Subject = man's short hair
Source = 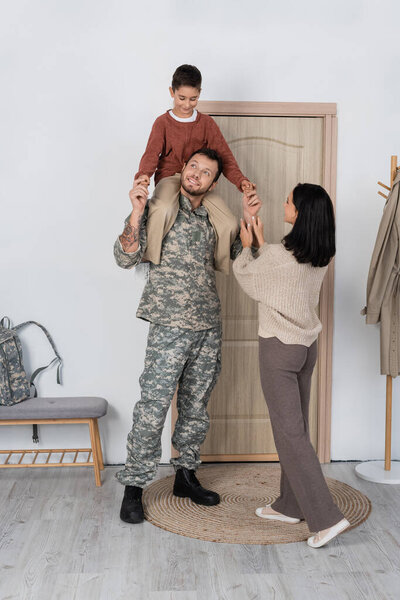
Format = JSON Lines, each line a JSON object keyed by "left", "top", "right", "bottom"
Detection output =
{"left": 186, "top": 148, "right": 223, "bottom": 183}
{"left": 171, "top": 65, "right": 202, "bottom": 91}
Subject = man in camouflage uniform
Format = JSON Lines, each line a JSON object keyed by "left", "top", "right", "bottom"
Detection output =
{"left": 114, "top": 148, "right": 261, "bottom": 523}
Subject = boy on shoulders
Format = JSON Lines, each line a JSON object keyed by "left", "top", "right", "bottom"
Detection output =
{"left": 134, "top": 64, "right": 256, "bottom": 274}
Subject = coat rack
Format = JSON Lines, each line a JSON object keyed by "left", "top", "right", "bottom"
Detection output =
{"left": 356, "top": 155, "right": 400, "bottom": 484}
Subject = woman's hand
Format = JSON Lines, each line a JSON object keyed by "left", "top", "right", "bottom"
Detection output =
{"left": 240, "top": 218, "right": 254, "bottom": 248}
{"left": 252, "top": 216, "right": 265, "bottom": 247}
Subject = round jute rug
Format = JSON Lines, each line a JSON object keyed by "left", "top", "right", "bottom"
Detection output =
{"left": 143, "top": 464, "right": 371, "bottom": 545}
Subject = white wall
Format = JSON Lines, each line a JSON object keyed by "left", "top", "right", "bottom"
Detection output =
{"left": 1, "top": 0, "right": 400, "bottom": 464}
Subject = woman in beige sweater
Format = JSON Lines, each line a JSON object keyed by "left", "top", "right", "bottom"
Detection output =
{"left": 233, "top": 183, "right": 350, "bottom": 548}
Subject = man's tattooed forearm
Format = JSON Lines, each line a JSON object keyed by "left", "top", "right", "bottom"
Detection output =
{"left": 120, "top": 222, "right": 139, "bottom": 249}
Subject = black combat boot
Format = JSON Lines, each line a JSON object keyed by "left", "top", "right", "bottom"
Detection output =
{"left": 120, "top": 485, "right": 145, "bottom": 523}
{"left": 173, "top": 467, "right": 220, "bottom": 506}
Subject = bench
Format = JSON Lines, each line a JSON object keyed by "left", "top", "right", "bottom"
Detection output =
{"left": 0, "top": 396, "right": 108, "bottom": 486}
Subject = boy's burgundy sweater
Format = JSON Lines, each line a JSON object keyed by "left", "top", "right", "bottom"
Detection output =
{"left": 135, "top": 111, "right": 248, "bottom": 190}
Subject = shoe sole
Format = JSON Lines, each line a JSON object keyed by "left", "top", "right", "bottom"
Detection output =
{"left": 307, "top": 518, "right": 350, "bottom": 548}
{"left": 120, "top": 512, "right": 145, "bottom": 524}
{"left": 255, "top": 507, "right": 300, "bottom": 524}
{"left": 173, "top": 491, "right": 220, "bottom": 506}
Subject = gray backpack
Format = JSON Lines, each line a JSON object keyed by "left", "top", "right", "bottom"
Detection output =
{"left": 0, "top": 317, "right": 62, "bottom": 441}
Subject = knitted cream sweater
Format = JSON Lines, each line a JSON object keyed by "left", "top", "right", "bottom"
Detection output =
{"left": 232, "top": 243, "right": 328, "bottom": 347}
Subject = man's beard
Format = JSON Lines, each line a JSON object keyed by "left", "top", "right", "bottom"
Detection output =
{"left": 181, "top": 175, "right": 214, "bottom": 197}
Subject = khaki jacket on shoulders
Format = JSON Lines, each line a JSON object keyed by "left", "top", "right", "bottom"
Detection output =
{"left": 142, "top": 174, "right": 239, "bottom": 275}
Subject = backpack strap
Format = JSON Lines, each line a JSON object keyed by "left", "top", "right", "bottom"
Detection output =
{"left": 14, "top": 321, "right": 63, "bottom": 386}
{"left": 32, "top": 424, "right": 39, "bottom": 443}
{"left": 0, "top": 316, "right": 11, "bottom": 329}
{"left": 30, "top": 357, "right": 62, "bottom": 387}
{"left": 14, "top": 320, "right": 63, "bottom": 445}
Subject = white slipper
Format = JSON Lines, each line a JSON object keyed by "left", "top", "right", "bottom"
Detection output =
{"left": 255, "top": 504, "right": 301, "bottom": 524}
{"left": 307, "top": 518, "right": 350, "bottom": 548}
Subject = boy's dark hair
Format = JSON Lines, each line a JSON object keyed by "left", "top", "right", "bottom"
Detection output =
{"left": 171, "top": 64, "right": 202, "bottom": 91}
{"left": 282, "top": 183, "right": 336, "bottom": 267}
{"left": 186, "top": 148, "right": 223, "bottom": 183}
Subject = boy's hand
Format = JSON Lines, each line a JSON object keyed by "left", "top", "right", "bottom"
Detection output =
{"left": 240, "top": 180, "right": 256, "bottom": 193}
{"left": 134, "top": 174, "right": 150, "bottom": 188}
{"left": 243, "top": 190, "right": 262, "bottom": 223}
{"left": 240, "top": 218, "right": 253, "bottom": 248}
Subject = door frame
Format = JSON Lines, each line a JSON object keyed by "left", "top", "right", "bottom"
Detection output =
{"left": 171, "top": 101, "right": 337, "bottom": 463}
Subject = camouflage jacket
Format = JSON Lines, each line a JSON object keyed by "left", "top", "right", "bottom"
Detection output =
{"left": 114, "top": 194, "right": 242, "bottom": 331}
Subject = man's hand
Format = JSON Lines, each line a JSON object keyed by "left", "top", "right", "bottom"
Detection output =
{"left": 243, "top": 190, "right": 262, "bottom": 224}
{"left": 119, "top": 182, "right": 149, "bottom": 253}
{"left": 129, "top": 180, "right": 149, "bottom": 220}
{"left": 239, "top": 218, "right": 253, "bottom": 248}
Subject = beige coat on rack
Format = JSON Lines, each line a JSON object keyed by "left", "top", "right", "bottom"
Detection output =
{"left": 362, "top": 170, "right": 400, "bottom": 377}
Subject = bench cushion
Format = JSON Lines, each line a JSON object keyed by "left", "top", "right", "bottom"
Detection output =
{"left": 0, "top": 397, "right": 108, "bottom": 420}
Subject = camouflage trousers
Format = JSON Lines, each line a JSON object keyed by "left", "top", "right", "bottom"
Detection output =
{"left": 116, "top": 323, "right": 222, "bottom": 487}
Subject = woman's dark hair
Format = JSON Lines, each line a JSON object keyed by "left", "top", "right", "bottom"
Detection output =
{"left": 186, "top": 148, "right": 223, "bottom": 183}
{"left": 282, "top": 183, "right": 335, "bottom": 267}
{"left": 171, "top": 64, "right": 202, "bottom": 91}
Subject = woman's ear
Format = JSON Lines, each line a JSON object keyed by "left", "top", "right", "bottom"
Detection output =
{"left": 169, "top": 86, "right": 174, "bottom": 98}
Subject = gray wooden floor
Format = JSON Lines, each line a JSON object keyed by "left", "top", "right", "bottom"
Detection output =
{"left": 0, "top": 462, "right": 399, "bottom": 600}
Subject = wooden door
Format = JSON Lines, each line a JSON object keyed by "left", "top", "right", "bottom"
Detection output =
{"left": 200, "top": 114, "right": 325, "bottom": 460}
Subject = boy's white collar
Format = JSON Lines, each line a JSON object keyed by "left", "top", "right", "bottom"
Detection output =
{"left": 169, "top": 109, "right": 198, "bottom": 123}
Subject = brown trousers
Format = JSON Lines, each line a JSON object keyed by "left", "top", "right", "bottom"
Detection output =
{"left": 259, "top": 336, "right": 344, "bottom": 532}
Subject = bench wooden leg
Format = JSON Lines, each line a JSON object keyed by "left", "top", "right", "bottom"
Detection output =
{"left": 88, "top": 419, "right": 101, "bottom": 487}
{"left": 93, "top": 418, "right": 104, "bottom": 470}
